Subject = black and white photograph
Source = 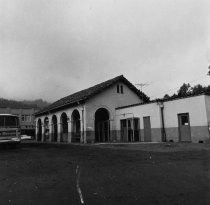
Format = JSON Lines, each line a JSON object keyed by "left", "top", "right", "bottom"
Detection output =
{"left": 0, "top": 0, "right": 210, "bottom": 204}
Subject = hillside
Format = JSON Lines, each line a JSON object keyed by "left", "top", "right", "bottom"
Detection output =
{"left": 0, "top": 98, "right": 50, "bottom": 109}
{"left": 21, "top": 99, "right": 50, "bottom": 109}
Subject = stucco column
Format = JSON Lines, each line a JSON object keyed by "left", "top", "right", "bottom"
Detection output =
{"left": 41, "top": 124, "right": 44, "bottom": 142}
{"left": 48, "top": 121, "right": 52, "bottom": 142}
{"left": 57, "top": 123, "right": 61, "bottom": 143}
{"left": 79, "top": 119, "right": 83, "bottom": 143}
{"left": 80, "top": 109, "right": 86, "bottom": 143}
{"left": 68, "top": 121, "right": 72, "bottom": 143}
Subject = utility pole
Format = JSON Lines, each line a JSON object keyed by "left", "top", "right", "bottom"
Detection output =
{"left": 135, "top": 82, "right": 150, "bottom": 102}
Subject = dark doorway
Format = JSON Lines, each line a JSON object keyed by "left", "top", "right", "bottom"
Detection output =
{"left": 71, "top": 110, "right": 81, "bottom": 142}
{"left": 143, "top": 116, "right": 152, "bottom": 142}
{"left": 120, "top": 118, "right": 140, "bottom": 142}
{"left": 51, "top": 115, "right": 58, "bottom": 142}
{"left": 37, "top": 119, "right": 42, "bottom": 141}
{"left": 60, "top": 112, "right": 68, "bottom": 142}
{"left": 120, "top": 119, "right": 127, "bottom": 142}
{"left": 127, "top": 119, "right": 134, "bottom": 142}
{"left": 178, "top": 113, "right": 191, "bottom": 142}
{"left": 133, "top": 118, "right": 140, "bottom": 141}
{"left": 95, "top": 108, "right": 110, "bottom": 143}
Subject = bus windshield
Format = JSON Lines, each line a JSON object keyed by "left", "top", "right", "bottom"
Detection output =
{"left": 0, "top": 115, "right": 19, "bottom": 127}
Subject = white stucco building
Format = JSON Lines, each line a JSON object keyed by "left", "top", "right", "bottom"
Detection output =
{"left": 34, "top": 75, "right": 147, "bottom": 143}
{"left": 116, "top": 94, "right": 210, "bottom": 143}
{"left": 35, "top": 75, "right": 210, "bottom": 144}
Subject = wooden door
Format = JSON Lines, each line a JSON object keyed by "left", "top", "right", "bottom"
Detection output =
{"left": 143, "top": 116, "right": 151, "bottom": 142}
{"left": 178, "top": 113, "right": 191, "bottom": 142}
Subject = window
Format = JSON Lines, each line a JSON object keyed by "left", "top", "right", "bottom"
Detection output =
{"left": 121, "top": 119, "right": 126, "bottom": 127}
{"left": 117, "top": 85, "right": 120, "bottom": 93}
{"left": 181, "top": 115, "right": 189, "bottom": 126}
{"left": 0, "top": 116, "right": 4, "bottom": 127}
{"left": 25, "top": 115, "right": 31, "bottom": 122}
{"left": 128, "top": 119, "right": 131, "bottom": 128}
{"left": 4, "top": 116, "right": 18, "bottom": 127}
{"left": 121, "top": 85, "right": 123, "bottom": 94}
{"left": 117, "top": 84, "right": 124, "bottom": 94}
{"left": 134, "top": 118, "right": 139, "bottom": 130}
{"left": 21, "top": 115, "right": 31, "bottom": 122}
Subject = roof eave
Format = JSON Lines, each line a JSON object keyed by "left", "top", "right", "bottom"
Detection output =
{"left": 35, "top": 99, "right": 86, "bottom": 117}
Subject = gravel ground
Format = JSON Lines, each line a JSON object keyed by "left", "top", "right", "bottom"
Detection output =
{"left": 0, "top": 142, "right": 209, "bottom": 205}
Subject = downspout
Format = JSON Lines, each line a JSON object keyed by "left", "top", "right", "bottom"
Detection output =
{"left": 157, "top": 100, "right": 166, "bottom": 142}
{"left": 160, "top": 105, "right": 166, "bottom": 142}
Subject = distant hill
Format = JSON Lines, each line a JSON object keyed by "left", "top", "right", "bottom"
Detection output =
{"left": 21, "top": 99, "right": 50, "bottom": 109}
{"left": 0, "top": 98, "right": 50, "bottom": 109}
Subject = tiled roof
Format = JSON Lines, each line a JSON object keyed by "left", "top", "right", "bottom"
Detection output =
{"left": 35, "top": 75, "right": 148, "bottom": 116}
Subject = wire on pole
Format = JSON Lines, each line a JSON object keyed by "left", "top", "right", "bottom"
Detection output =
{"left": 135, "top": 82, "right": 150, "bottom": 102}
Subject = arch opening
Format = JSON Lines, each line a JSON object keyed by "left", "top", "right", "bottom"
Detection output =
{"left": 71, "top": 110, "right": 81, "bottom": 142}
{"left": 51, "top": 115, "right": 58, "bottom": 142}
{"left": 60, "top": 112, "right": 68, "bottom": 142}
{"left": 95, "top": 108, "right": 110, "bottom": 143}
{"left": 37, "top": 119, "right": 42, "bottom": 141}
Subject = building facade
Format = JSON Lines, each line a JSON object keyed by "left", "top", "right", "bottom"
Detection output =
{"left": 0, "top": 107, "right": 39, "bottom": 137}
{"left": 35, "top": 75, "right": 210, "bottom": 144}
{"left": 34, "top": 75, "right": 146, "bottom": 143}
{"left": 116, "top": 94, "right": 210, "bottom": 143}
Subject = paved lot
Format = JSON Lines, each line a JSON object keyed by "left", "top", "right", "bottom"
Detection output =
{"left": 0, "top": 143, "right": 210, "bottom": 205}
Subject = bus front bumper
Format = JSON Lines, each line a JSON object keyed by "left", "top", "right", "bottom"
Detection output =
{"left": 0, "top": 138, "right": 21, "bottom": 144}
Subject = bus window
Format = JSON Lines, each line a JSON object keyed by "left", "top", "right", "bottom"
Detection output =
{"left": 5, "top": 116, "right": 18, "bottom": 127}
{"left": 0, "top": 116, "right": 4, "bottom": 127}
{"left": 0, "top": 114, "right": 21, "bottom": 145}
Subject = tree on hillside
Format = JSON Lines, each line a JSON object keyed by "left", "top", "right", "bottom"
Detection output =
{"left": 207, "top": 65, "right": 210, "bottom": 76}
{"left": 0, "top": 98, "right": 34, "bottom": 109}
{"left": 162, "top": 83, "right": 210, "bottom": 100}
{"left": 204, "top": 85, "right": 210, "bottom": 93}
{"left": 163, "top": 94, "right": 170, "bottom": 99}
{"left": 177, "top": 83, "right": 191, "bottom": 97}
{"left": 0, "top": 98, "right": 50, "bottom": 109}
{"left": 191, "top": 84, "right": 205, "bottom": 95}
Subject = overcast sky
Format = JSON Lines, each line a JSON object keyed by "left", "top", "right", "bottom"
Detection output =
{"left": 0, "top": 0, "right": 210, "bottom": 102}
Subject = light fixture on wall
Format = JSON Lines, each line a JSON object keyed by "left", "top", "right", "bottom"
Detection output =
{"left": 156, "top": 99, "right": 164, "bottom": 108}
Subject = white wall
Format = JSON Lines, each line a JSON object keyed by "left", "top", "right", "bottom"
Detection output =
{"left": 205, "top": 95, "right": 210, "bottom": 124}
{"left": 116, "top": 103, "right": 161, "bottom": 130}
{"left": 85, "top": 82, "right": 142, "bottom": 131}
{"left": 35, "top": 81, "right": 142, "bottom": 143}
{"left": 164, "top": 95, "right": 208, "bottom": 127}
{"left": 116, "top": 94, "right": 209, "bottom": 142}
{"left": 116, "top": 95, "right": 208, "bottom": 129}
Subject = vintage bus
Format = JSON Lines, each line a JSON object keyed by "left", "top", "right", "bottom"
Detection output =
{"left": 0, "top": 114, "right": 21, "bottom": 145}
